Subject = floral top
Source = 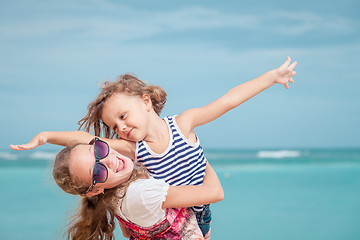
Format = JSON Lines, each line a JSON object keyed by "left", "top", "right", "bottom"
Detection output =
{"left": 115, "top": 179, "right": 203, "bottom": 239}
{"left": 116, "top": 208, "right": 204, "bottom": 240}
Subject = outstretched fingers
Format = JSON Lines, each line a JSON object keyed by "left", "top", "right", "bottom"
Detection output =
{"left": 289, "top": 60, "right": 298, "bottom": 71}
{"left": 10, "top": 144, "right": 30, "bottom": 150}
{"left": 9, "top": 136, "right": 46, "bottom": 151}
{"left": 276, "top": 56, "right": 298, "bottom": 89}
{"left": 287, "top": 59, "right": 297, "bottom": 85}
{"left": 283, "top": 56, "right": 292, "bottom": 67}
{"left": 10, "top": 144, "right": 24, "bottom": 150}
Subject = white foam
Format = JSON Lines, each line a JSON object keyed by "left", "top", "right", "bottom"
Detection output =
{"left": 256, "top": 150, "right": 301, "bottom": 159}
{"left": 30, "top": 151, "right": 57, "bottom": 160}
{"left": 0, "top": 152, "right": 18, "bottom": 160}
{"left": 206, "top": 152, "right": 255, "bottom": 160}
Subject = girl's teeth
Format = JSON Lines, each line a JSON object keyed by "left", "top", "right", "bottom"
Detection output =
{"left": 115, "top": 156, "right": 119, "bottom": 172}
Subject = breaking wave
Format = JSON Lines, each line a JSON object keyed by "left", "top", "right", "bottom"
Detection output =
{"left": 0, "top": 152, "right": 18, "bottom": 160}
{"left": 30, "top": 151, "right": 57, "bottom": 160}
{"left": 256, "top": 150, "right": 301, "bottom": 159}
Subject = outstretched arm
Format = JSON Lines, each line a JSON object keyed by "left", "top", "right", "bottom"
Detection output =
{"left": 162, "top": 162, "right": 224, "bottom": 209}
{"left": 10, "top": 131, "right": 93, "bottom": 150}
{"left": 177, "top": 57, "right": 297, "bottom": 132}
{"left": 10, "top": 131, "right": 135, "bottom": 159}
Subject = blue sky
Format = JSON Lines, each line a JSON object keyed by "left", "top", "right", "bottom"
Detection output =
{"left": 1, "top": 0, "right": 359, "bottom": 150}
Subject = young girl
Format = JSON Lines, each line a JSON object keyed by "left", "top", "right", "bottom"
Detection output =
{"left": 11, "top": 56, "right": 297, "bottom": 237}
{"left": 52, "top": 137, "right": 223, "bottom": 239}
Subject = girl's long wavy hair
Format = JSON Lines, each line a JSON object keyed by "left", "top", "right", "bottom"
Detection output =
{"left": 78, "top": 73, "right": 167, "bottom": 138}
{"left": 53, "top": 144, "right": 148, "bottom": 240}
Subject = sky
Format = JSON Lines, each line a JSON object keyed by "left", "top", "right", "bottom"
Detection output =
{"left": 1, "top": 0, "right": 359, "bottom": 150}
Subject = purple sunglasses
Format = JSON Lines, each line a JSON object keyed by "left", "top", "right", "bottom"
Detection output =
{"left": 86, "top": 137, "right": 109, "bottom": 193}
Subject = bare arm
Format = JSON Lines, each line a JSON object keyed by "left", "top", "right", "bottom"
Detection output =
{"left": 10, "top": 131, "right": 136, "bottom": 159}
{"left": 177, "top": 57, "right": 297, "bottom": 134}
{"left": 9, "top": 131, "right": 92, "bottom": 150}
{"left": 118, "top": 220, "right": 130, "bottom": 238}
{"left": 162, "top": 162, "right": 224, "bottom": 209}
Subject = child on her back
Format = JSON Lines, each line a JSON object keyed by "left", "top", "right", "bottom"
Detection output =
{"left": 11, "top": 57, "right": 297, "bottom": 238}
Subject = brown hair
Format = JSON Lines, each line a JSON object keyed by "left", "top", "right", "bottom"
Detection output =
{"left": 53, "top": 144, "right": 148, "bottom": 240}
{"left": 78, "top": 73, "right": 167, "bottom": 138}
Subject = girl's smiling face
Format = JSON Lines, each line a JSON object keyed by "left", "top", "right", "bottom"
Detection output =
{"left": 101, "top": 93, "right": 152, "bottom": 142}
{"left": 69, "top": 143, "right": 134, "bottom": 193}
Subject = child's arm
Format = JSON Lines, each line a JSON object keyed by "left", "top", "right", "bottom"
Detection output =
{"left": 162, "top": 162, "right": 224, "bottom": 209}
{"left": 10, "top": 131, "right": 135, "bottom": 159}
{"left": 177, "top": 57, "right": 297, "bottom": 132}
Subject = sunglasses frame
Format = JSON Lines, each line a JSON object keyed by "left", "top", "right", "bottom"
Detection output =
{"left": 86, "top": 137, "right": 109, "bottom": 193}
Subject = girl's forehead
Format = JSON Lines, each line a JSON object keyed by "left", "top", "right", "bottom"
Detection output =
{"left": 72, "top": 145, "right": 93, "bottom": 161}
{"left": 69, "top": 146, "right": 94, "bottom": 184}
{"left": 109, "top": 92, "right": 127, "bottom": 99}
{"left": 104, "top": 93, "right": 126, "bottom": 108}
{"left": 103, "top": 93, "right": 141, "bottom": 114}
{"left": 109, "top": 92, "right": 141, "bottom": 101}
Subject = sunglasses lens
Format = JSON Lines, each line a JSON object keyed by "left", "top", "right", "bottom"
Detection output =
{"left": 93, "top": 163, "right": 108, "bottom": 183}
{"left": 95, "top": 140, "right": 109, "bottom": 159}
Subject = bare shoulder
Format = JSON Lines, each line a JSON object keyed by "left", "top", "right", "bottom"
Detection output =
{"left": 175, "top": 110, "right": 198, "bottom": 142}
{"left": 176, "top": 110, "right": 193, "bottom": 131}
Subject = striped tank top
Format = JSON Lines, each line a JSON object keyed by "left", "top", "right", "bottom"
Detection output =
{"left": 135, "top": 116, "right": 207, "bottom": 211}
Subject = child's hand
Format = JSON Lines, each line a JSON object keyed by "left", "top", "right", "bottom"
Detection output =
{"left": 10, "top": 134, "right": 47, "bottom": 151}
{"left": 273, "top": 56, "right": 297, "bottom": 89}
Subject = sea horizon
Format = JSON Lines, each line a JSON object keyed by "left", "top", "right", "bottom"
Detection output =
{"left": 1, "top": 147, "right": 360, "bottom": 240}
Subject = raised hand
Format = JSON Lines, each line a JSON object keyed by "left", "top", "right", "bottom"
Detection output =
{"left": 10, "top": 134, "right": 47, "bottom": 151}
{"left": 274, "top": 56, "right": 297, "bottom": 89}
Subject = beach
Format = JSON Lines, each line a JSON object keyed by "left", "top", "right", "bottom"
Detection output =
{"left": 1, "top": 148, "right": 360, "bottom": 240}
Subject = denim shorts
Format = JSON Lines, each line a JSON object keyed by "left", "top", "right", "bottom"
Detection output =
{"left": 194, "top": 204, "right": 212, "bottom": 237}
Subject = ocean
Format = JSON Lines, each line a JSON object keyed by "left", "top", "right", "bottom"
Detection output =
{"left": 1, "top": 148, "right": 359, "bottom": 240}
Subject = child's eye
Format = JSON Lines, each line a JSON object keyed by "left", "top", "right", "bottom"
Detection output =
{"left": 113, "top": 125, "right": 117, "bottom": 131}
{"left": 120, "top": 113, "right": 126, "bottom": 120}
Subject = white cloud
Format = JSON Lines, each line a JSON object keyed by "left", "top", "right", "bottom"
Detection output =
{"left": 267, "top": 11, "right": 356, "bottom": 35}
{"left": 1, "top": 2, "right": 357, "bottom": 41}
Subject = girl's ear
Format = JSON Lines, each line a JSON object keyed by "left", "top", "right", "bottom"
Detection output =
{"left": 86, "top": 188, "right": 104, "bottom": 197}
{"left": 142, "top": 94, "right": 152, "bottom": 111}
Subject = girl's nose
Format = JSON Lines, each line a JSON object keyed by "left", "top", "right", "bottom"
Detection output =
{"left": 99, "top": 155, "right": 113, "bottom": 169}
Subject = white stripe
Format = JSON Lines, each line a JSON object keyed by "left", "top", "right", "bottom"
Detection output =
{"left": 136, "top": 116, "right": 207, "bottom": 191}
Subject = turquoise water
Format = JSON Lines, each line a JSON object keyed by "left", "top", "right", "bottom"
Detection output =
{"left": 1, "top": 149, "right": 360, "bottom": 240}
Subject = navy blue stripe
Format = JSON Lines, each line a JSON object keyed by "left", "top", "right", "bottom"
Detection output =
{"left": 148, "top": 161, "right": 201, "bottom": 181}
{"left": 160, "top": 145, "right": 203, "bottom": 164}
{"left": 141, "top": 157, "right": 206, "bottom": 184}
{"left": 143, "top": 152, "right": 205, "bottom": 176}
{"left": 137, "top": 137, "right": 190, "bottom": 161}
{"left": 167, "top": 161, "right": 206, "bottom": 186}
{"left": 136, "top": 116, "right": 207, "bottom": 189}
{"left": 139, "top": 146, "right": 203, "bottom": 170}
{"left": 152, "top": 160, "right": 206, "bottom": 186}
{"left": 144, "top": 155, "right": 205, "bottom": 182}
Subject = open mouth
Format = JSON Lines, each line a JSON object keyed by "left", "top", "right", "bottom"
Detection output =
{"left": 116, "top": 156, "right": 125, "bottom": 172}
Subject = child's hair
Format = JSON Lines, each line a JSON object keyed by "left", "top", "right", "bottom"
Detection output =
{"left": 78, "top": 73, "right": 167, "bottom": 138}
{"left": 53, "top": 144, "right": 148, "bottom": 240}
